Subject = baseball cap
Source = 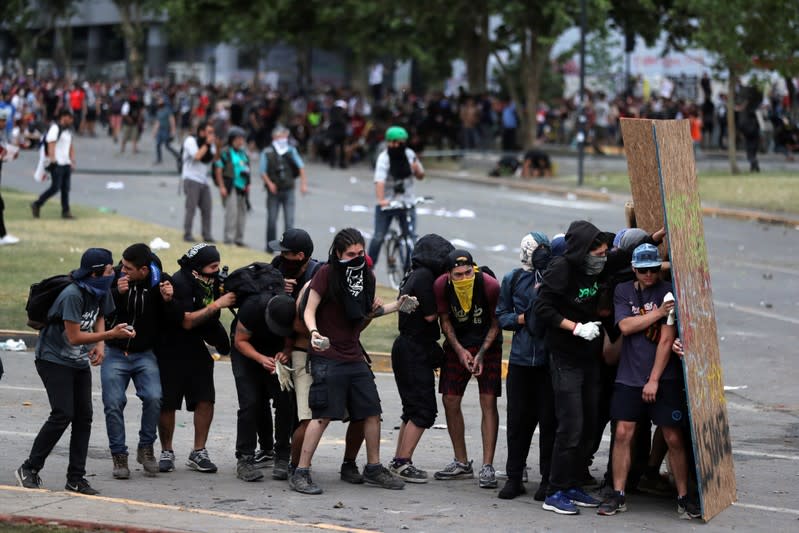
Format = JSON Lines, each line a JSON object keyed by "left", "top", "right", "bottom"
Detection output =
{"left": 631, "top": 243, "right": 662, "bottom": 268}
{"left": 269, "top": 228, "right": 313, "bottom": 257}
{"left": 73, "top": 248, "right": 114, "bottom": 279}
{"left": 447, "top": 249, "right": 474, "bottom": 270}
{"left": 264, "top": 295, "right": 297, "bottom": 337}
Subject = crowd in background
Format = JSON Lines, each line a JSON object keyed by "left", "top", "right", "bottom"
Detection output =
{"left": 2, "top": 72, "right": 798, "bottom": 169}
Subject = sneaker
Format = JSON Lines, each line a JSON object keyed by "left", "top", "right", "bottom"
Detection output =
{"left": 363, "top": 464, "right": 405, "bottom": 490}
{"left": 15, "top": 464, "right": 42, "bottom": 489}
{"left": 289, "top": 468, "right": 323, "bottom": 495}
{"left": 159, "top": 450, "right": 176, "bottom": 472}
{"left": 677, "top": 495, "right": 701, "bottom": 519}
{"left": 638, "top": 473, "right": 676, "bottom": 497}
{"left": 479, "top": 464, "right": 498, "bottom": 489}
{"left": 112, "top": 453, "right": 130, "bottom": 479}
{"left": 434, "top": 459, "right": 474, "bottom": 480}
{"left": 186, "top": 448, "right": 218, "bottom": 473}
{"left": 65, "top": 478, "right": 100, "bottom": 495}
{"left": 597, "top": 491, "right": 627, "bottom": 516}
{"left": 533, "top": 481, "right": 548, "bottom": 502}
{"left": 272, "top": 457, "right": 289, "bottom": 480}
{"left": 136, "top": 446, "right": 158, "bottom": 476}
{"left": 183, "top": 234, "right": 195, "bottom": 243}
{"left": 389, "top": 461, "right": 428, "bottom": 484}
{"left": 565, "top": 487, "right": 601, "bottom": 508}
{"left": 340, "top": 460, "right": 365, "bottom": 484}
{"left": 62, "top": 212, "right": 76, "bottom": 220}
{"left": 0, "top": 234, "right": 20, "bottom": 245}
{"left": 31, "top": 203, "right": 40, "bottom": 218}
{"left": 253, "top": 449, "right": 274, "bottom": 469}
{"left": 237, "top": 456, "right": 265, "bottom": 482}
{"left": 543, "top": 490, "right": 579, "bottom": 515}
{"left": 498, "top": 479, "right": 526, "bottom": 500}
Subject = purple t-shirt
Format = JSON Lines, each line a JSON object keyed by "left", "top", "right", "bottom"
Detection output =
{"left": 614, "top": 280, "right": 679, "bottom": 387}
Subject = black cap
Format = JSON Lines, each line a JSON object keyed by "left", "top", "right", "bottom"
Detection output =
{"left": 446, "top": 249, "right": 474, "bottom": 270}
{"left": 264, "top": 295, "right": 297, "bottom": 337}
{"left": 73, "top": 248, "right": 114, "bottom": 279}
{"left": 269, "top": 228, "right": 313, "bottom": 257}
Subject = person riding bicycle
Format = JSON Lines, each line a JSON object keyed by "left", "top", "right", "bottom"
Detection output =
{"left": 367, "top": 126, "right": 425, "bottom": 265}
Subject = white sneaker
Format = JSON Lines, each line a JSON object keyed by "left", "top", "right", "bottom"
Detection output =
{"left": 0, "top": 234, "right": 20, "bottom": 245}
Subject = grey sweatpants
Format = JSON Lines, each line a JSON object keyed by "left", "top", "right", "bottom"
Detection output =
{"left": 183, "top": 179, "right": 212, "bottom": 240}
{"left": 223, "top": 190, "right": 248, "bottom": 244}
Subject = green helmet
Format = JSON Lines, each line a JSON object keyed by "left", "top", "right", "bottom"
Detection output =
{"left": 385, "top": 126, "right": 409, "bottom": 142}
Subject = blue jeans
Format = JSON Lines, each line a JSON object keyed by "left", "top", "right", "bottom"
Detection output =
{"left": 367, "top": 206, "right": 415, "bottom": 265}
{"left": 155, "top": 132, "right": 179, "bottom": 163}
{"left": 101, "top": 346, "right": 162, "bottom": 455}
{"left": 266, "top": 188, "right": 296, "bottom": 251}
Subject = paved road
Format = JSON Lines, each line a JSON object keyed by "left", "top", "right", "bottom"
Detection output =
{"left": 1, "top": 135, "right": 798, "bottom": 530}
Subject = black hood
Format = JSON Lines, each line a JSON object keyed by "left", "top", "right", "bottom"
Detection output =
{"left": 563, "top": 220, "right": 604, "bottom": 266}
{"left": 411, "top": 234, "right": 454, "bottom": 278}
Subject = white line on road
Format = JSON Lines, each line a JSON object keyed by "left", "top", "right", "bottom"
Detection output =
{"left": 497, "top": 192, "right": 610, "bottom": 211}
{"left": 733, "top": 502, "right": 799, "bottom": 516}
{"left": 715, "top": 300, "right": 799, "bottom": 325}
{"left": 0, "top": 430, "right": 38, "bottom": 438}
{"left": 733, "top": 449, "right": 799, "bottom": 461}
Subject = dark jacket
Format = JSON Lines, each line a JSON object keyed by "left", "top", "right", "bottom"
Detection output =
{"left": 497, "top": 268, "right": 548, "bottom": 367}
{"left": 108, "top": 264, "right": 180, "bottom": 354}
{"left": 535, "top": 220, "right": 609, "bottom": 359}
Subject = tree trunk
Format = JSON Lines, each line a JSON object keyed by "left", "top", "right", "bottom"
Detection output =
{"left": 296, "top": 44, "right": 312, "bottom": 92}
{"left": 464, "top": 12, "right": 489, "bottom": 92}
{"left": 117, "top": 3, "right": 144, "bottom": 86}
{"left": 349, "top": 50, "right": 368, "bottom": 95}
{"left": 726, "top": 73, "right": 739, "bottom": 174}
{"left": 521, "top": 34, "right": 550, "bottom": 149}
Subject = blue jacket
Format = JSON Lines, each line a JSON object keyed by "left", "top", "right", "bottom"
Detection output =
{"left": 496, "top": 268, "right": 548, "bottom": 367}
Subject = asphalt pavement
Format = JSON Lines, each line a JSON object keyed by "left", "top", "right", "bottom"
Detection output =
{"left": 1, "top": 135, "right": 798, "bottom": 531}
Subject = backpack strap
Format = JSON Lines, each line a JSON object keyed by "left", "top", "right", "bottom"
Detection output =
{"left": 508, "top": 268, "right": 524, "bottom": 314}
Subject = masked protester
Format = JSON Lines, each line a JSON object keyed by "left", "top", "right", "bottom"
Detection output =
{"left": 496, "top": 232, "right": 556, "bottom": 501}
{"left": 15, "top": 248, "right": 135, "bottom": 495}
{"left": 291, "top": 228, "right": 418, "bottom": 495}
{"left": 432, "top": 249, "right": 503, "bottom": 489}
{"left": 155, "top": 243, "right": 236, "bottom": 475}
{"left": 261, "top": 125, "right": 308, "bottom": 253}
{"left": 367, "top": 126, "right": 425, "bottom": 265}
{"left": 181, "top": 121, "right": 217, "bottom": 243}
{"left": 534, "top": 220, "right": 618, "bottom": 515}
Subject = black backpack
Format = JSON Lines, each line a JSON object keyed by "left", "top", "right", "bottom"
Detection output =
{"left": 26, "top": 275, "right": 72, "bottom": 330}
{"left": 223, "top": 262, "right": 285, "bottom": 309}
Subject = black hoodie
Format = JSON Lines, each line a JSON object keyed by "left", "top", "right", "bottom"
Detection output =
{"left": 107, "top": 259, "right": 181, "bottom": 354}
{"left": 535, "top": 220, "right": 610, "bottom": 358}
{"left": 398, "top": 234, "right": 454, "bottom": 341}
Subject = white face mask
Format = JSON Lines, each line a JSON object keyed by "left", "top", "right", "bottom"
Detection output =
{"left": 273, "top": 138, "right": 289, "bottom": 155}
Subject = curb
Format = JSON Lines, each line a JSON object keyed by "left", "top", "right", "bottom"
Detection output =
{"left": 701, "top": 205, "right": 799, "bottom": 227}
{"left": 0, "top": 513, "right": 170, "bottom": 533}
{"left": 0, "top": 329, "right": 38, "bottom": 350}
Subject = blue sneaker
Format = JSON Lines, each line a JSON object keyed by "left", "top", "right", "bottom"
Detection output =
{"left": 543, "top": 490, "right": 579, "bottom": 515}
{"left": 565, "top": 487, "right": 601, "bottom": 507}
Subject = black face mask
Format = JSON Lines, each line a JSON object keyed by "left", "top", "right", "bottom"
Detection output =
{"left": 280, "top": 258, "right": 306, "bottom": 279}
{"left": 388, "top": 144, "right": 412, "bottom": 180}
{"left": 532, "top": 246, "right": 552, "bottom": 271}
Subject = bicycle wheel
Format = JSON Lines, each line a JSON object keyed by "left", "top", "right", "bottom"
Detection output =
{"left": 385, "top": 233, "right": 403, "bottom": 290}
{"left": 398, "top": 237, "right": 413, "bottom": 277}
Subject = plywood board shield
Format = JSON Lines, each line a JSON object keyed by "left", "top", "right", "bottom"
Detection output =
{"left": 621, "top": 118, "right": 736, "bottom": 521}
{"left": 620, "top": 119, "right": 665, "bottom": 234}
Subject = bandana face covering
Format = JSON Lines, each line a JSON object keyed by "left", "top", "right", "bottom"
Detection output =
{"left": 77, "top": 274, "right": 115, "bottom": 299}
{"left": 583, "top": 254, "right": 607, "bottom": 275}
{"left": 337, "top": 255, "right": 371, "bottom": 321}
{"left": 194, "top": 271, "right": 218, "bottom": 306}
{"left": 279, "top": 258, "right": 306, "bottom": 279}
{"left": 451, "top": 275, "right": 475, "bottom": 313}
{"left": 273, "top": 138, "right": 289, "bottom": 155}
{"left": 341, "top": 255, "right": 366, "bottom": 296}
{"left": 519, "top": 234, "right": 538, "bottom": 271}
{"left": 532, "top": 246, "right": 552, "bottom": 271}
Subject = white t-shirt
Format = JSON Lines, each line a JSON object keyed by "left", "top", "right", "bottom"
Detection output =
{"left": 374, "top": 147, "right": 423, "bottom": 205}
{"left": 46, "top": 123, "right": 72, "bottom": 165}
{"left": 182, "top": 136, "right": 216, "bottom": 185}
{"left": 369, "top": 64, "right": 384, "bottom": 86}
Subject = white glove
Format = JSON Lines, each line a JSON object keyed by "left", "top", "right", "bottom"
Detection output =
{"left": 663, "top": 292, "right": 676, "bottom": 325}
{"left": 397, "top": 295, "right": 420, "bottom": 314}
{"left": 275, "top": 360, "right": 294, "bottom": 391}
{"left": 573, "top": 321, "right": 602, "bottom": 341}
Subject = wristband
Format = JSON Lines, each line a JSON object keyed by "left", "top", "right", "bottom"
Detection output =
{"left": 310, "top": 329, "right": 318, "bottom": 335}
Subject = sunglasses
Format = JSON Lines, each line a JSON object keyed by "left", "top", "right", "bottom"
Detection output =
{"left": 636, "top": 266, "right": 661, "bottom": 274}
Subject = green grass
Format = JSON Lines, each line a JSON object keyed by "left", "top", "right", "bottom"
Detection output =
{"left": 0, "top": 524, "right": 89, "bottom": 533}
{"left": 551, "top": 171, "right": 799, "bottom": 214}
{"left": 0, "top": 189, "right": 401, "bottom": 354}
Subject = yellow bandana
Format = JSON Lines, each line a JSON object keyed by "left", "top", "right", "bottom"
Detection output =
{"left": 452, "top": 275, "right": 475, "bottom": 313}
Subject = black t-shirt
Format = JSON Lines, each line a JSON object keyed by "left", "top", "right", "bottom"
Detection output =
{"left": 398, "top": 267, "right": 439, "bottom": 342}
{"left": 157, "top": 269, "right": 216, "bottom": 361}
{"left": 237, "top": 294, "right": 284, "bottom": 356}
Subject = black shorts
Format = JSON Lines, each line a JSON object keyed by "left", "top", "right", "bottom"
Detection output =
{"left": 308, "top": 356, "right": 381, "bottom": 421}
{"left": 159, "top": 358, "right": 215, "bottom": 411}
{"left": 391, "top": 335, "right": 438, "bottom": 429}
{"left": 439, "top": 343, "right": 502, "bottom": 397}
{"left": 610, "top": 381, "right": 686, "bottom": 427}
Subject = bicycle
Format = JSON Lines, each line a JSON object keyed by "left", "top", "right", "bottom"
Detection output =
{"left": 383, "top": 196, "right": 433, "bottom": 290}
